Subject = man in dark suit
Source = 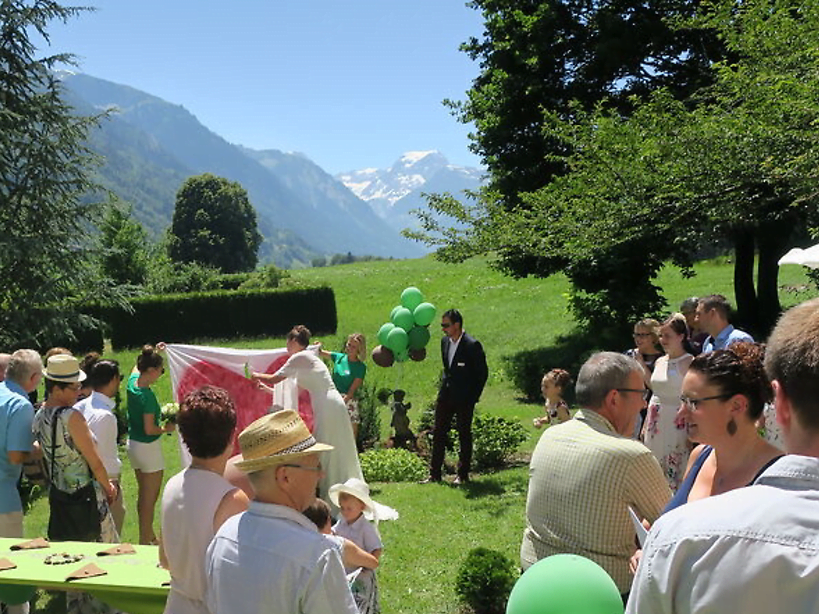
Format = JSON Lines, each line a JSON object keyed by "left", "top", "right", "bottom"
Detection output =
{"left": 424, "top": 309, "right": 488, "bottom": 485}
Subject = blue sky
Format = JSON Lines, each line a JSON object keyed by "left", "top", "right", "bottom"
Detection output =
{"left": 42, "top": 1, "right": 486, "bottom": 174}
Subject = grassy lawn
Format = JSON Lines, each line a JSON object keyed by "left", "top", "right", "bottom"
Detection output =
{"left": 20, "top": 255, "right": 818, "bottom": 612}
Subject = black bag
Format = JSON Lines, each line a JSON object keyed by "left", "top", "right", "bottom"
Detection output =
{"left": 48, "top": 482, "right": 102, "bottom": 542}
{"left": 46, "top": 406, "right": 102, "bottom": 542}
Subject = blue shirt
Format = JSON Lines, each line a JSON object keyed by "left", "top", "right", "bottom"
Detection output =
{"left": 628, "top": 455, "right": 819, "bottom": 614}
{"left": 0, "top": 380, "right": 35, "bottom": 513}
{"left": 702, "top": 324, "right": 754, "bottom": 354}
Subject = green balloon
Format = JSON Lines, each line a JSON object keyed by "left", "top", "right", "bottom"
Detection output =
{"left": 400, "top": 286, "right": 424, "bottom": 311}
{"left": 506, "top": 555, "right": 623, "bottom": 614}
{"left": 385, "top": 327, "right": 409, "bottom": 353}
{"left": 390, "top": 305, "right": 403, "bottom": 320}
{"left": 391, "top": 307, "right": 415, "bottom": 332}
{"left": 377, "top": 322, "right": 396, "bottom": 346}
{"left": 0, "top": 583, "right": 35, "bottom": 606}
{"left": 413, "top": 302, "right": 437, "bottom": 327}
{"left": 408, "top": 325, "right": 431, "bottom": 350}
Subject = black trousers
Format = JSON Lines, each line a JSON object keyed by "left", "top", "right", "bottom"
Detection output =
{"left": 430, "top": 390, "right": 475, "bottom": 480}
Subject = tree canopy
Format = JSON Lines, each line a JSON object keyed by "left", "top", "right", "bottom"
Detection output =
{"left": 412, "top": 0, "right": 818, "bottom": 335}
{"left": 169, "top": 173, "right": 262, "bottom": 274}
{"left": 0, "top": 1, "right": 128, "bottom": 350}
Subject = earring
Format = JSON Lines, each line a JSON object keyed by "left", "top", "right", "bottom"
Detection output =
{"left": 727, "top": 417, "right": 737, "bottom": 436}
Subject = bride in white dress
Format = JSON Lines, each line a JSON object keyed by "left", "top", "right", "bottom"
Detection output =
{"left": 252, "top": 325, "right": 363, "bottom": 501}
{"left": 642, "top": 314, "right": 694, "bottom": 492}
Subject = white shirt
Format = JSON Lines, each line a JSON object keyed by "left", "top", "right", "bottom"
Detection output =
{"left": 333, "top": 513, "right": 383, "bottom": 573}
{"left": 205, "top": 501, "right": 357, "bottom": 614}
{"left": 74, "top": 391, "right": 121, "bottom": 477}
{"left": 627, "top": 455, "right": 819, "bottom": 614}
{"left": 447, "top": 332, "right": 463, "bottom": 367}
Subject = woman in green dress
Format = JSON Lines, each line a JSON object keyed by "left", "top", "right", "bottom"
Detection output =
{"left": 321, "top": 333, "right": 367, "bottom": 441}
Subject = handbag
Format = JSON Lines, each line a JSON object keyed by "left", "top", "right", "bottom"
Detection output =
{"left": 46, "top": 407, "right": 102, "bottom": 542}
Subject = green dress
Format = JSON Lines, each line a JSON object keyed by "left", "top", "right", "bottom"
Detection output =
{"left": 127, "top": 372, "right": 161, "bottom": 443}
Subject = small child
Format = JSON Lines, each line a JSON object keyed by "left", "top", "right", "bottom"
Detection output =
{"left": 303, "top": 499, "right": 379, "bottom": 573}
{"left": 329, "top": 478, "right": 398, "bottom": 614}
{"left": 533, "top": 368, "right": 572, "bottom": 428}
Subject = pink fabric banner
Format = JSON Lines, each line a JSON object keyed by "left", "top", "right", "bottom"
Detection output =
{"left": 164, "top": 343, "right": 315, "bottom": 454}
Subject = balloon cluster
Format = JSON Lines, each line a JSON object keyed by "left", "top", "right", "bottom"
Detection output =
{"left": 372, "top": 287, "right": 436, "bottom": 368}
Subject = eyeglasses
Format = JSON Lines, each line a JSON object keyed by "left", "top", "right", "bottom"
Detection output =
{"left": 441, "top": 322, "right": 452, "bottom": 329}
{"left": 616, "top": 388, "right": 648, "bottom": 395}
{"left": 679, "top": 393, "right": 735, "bottom": 409}
{"left": 281, "top": 463, "right": 323, "bottom": 472}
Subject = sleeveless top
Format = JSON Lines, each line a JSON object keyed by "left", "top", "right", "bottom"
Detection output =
{"left": 664, "top": 446, "right": 784, "bottom": 513}
{"left": 34, "top": 406, "right": 93, "bottom": 493}
{"left": 161, "top": 467, "right": 236, "bottom": 614}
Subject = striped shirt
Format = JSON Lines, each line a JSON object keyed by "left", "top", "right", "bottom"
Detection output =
{"left": 521, "top": 409, "right": 671, "bottom": 592}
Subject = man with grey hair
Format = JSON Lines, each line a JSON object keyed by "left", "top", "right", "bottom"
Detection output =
{"left": 0, "top": 349, "right": 43, "bottom": 614}
{"left": 206, "top": 410, "right": 357, "bottom": 614}
{"left": 521, "top": 352, "right": 670, "bottom": 602}
{"left": 628, "top": 298, "right": 819, "bottom": 613}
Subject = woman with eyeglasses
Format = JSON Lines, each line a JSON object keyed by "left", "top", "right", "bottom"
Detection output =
{"left": 630, "top": 342, "right": 784, "bottom": 576}
{"left": 127, "top": 343, "right": 175, "bottom": 545}
{"left": 642, "top": 314, "right": 695, "bottom": 492}
{"left": 664, "top": 342, "right": 782, "bottom": 512}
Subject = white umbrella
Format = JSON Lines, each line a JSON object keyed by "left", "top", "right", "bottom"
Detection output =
{"left": 778, "top": 243, "right": 819, "bottom": 269}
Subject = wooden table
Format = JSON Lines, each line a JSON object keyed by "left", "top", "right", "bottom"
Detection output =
{"left": 0, "top": 538, "right": 170, "bottom": 613}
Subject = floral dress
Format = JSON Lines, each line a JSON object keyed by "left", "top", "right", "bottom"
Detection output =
{"left": 643, "top": 354, "right": 694, "bottom": 492}
{"left": 35, "top": 405, "right": 121, "bottom": 614}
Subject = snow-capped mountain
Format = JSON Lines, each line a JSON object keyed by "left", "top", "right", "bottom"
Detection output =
{"left": 337, "top": 151, "right": 485, "bottom": 230}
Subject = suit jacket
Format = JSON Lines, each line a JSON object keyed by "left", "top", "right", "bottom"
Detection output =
{"left": 439, "top": 332, "right": 488, "bottom": 406}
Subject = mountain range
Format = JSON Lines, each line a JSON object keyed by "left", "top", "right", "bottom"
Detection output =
{"left": 59, "top": 73, "right": 485, "bottom": 268}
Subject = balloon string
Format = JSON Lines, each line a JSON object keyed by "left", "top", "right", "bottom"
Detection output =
{"left": 395, "top": 360, "right": 403, "bottom": 391}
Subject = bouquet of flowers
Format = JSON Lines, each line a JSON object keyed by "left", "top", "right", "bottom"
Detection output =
{"left": 160, "top": 402, "right": 180, "bottom": 424}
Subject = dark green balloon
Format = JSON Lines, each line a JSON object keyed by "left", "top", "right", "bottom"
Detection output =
{"left": 408, "top": 325, "right": 431, "bottom": 350}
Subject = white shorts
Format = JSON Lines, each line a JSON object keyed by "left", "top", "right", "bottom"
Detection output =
{"left": 127, "top": 438, "right": 165, "bottom": 473}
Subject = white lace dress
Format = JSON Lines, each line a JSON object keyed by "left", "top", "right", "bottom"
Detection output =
{"left": 274, "top": 351, "right": 363, "bottom": 500}
{"left": 644, "top": 354, "right": 694, "bottom": 492}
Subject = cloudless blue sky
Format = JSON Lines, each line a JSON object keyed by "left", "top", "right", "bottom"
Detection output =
{"left": 41, "top": 1, "right": 486, "bottom": 174}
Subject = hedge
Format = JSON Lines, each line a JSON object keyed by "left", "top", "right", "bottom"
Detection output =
{"left": 99, "top": 286, "right": 336, "bottom": 349}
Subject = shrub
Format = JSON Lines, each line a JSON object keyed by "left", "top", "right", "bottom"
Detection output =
{"left": 455, "top": 547, "right": 517, "bottom": 614}
{"left": 145, "top": 257, "right": 222, "bottom": 295}
{"left": 470, "top": 414, "right": 528, "bottom": 470}
{"left": 238, "top": 264, "right": 290, "bottom": 290}
{"left": 360, "top": 448, "right": 427, "bottom": 483}
{"left": 356, "top": 382, "right": 382, "bottom": 452}
{"left": 99, "top": 286, "right": 337, "bottom": 349}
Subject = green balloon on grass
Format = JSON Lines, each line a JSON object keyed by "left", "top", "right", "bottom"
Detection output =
{"left": 390, "top": 305, "right": 403, "bottom": 320}
{"left": 413, "top": 302, "right": 437, "bottom": 327}
{"left": 391, "top": 307, "right": 415, "bottom": 332}
{"left": 506, "top": 554, "right": 623, "bottom": 614}
{"left": 0, "top": 584, "right": 36, "bottom": 606}
{"left": 377, "top": 322, "right": 396, "bottom": 346}
{"left": 408, "top": 325, "right": 431, "bottom": 350}
{"left": 400, "top": 286, "right": 424, "bottom": 311}
{"left": 385, "top": 327, "right": 409, "bottom": 353}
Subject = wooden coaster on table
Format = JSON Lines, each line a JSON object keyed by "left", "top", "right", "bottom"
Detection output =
{"left": 97, "top": 543, "right": 136, "bottom": 556}
{"left": 10, "top": 537, "right": 49, "bottom": 550}
{"left": 0, "top": 558, "right": 17, "bottom": 571}
{"left": 66, "top": 563, "right": 107, "bottom": 581}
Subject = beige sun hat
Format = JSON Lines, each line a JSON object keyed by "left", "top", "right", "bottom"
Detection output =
{"left": 234, "top": 410, "right": 333, "bottom": 473}
{"left": 43, "top": 354, "right": 87, "bottom": 383}
{"left": 329, "top": 477, "right": 399, "bottom": 522}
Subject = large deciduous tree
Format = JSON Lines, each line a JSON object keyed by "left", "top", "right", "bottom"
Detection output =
{"left": 413, "top": 0, "right": 815, "bottom": 336}
{"left": 169, "top": 173, "right": 262, "bottom": 274}
{"left": 0, "top": 1, "right": 127, "bottom": 350}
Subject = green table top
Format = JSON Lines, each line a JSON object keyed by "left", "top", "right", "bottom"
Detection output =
{"left": 0, "top": 537, "right": 170, "bottom": 613}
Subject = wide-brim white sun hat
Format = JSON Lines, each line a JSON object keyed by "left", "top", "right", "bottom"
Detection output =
{"left": 234, "top": 410, "right": 333, "bottom": 473}
{"left": 329, "top": 477, "right": 399, "bottom": 522}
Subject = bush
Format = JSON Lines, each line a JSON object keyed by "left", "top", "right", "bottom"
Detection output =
{"left": 356, "top": 382, "right": 382, "bottom": 452}
{"left": 238, "top": 264, "right": 290, "bottom": 290}
{"left": 469, "top": 414, "right": 528, "bottom": 470}
{"left": 99, "top": 286, "right": 337, "bottom": 349}
{"left": 145, "top": 257, "right": 222, "bottom": 295}
{"left": 360, "top": 448, "right": 427, "bottom": 483}
{"left": 455, "top": 547, "right": 517, "bottom": 614}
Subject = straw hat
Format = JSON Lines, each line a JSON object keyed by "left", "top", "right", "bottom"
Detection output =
{"left": 329, "top": 477, "right": 399, "bottom": 522}
{"left": 43, "top": 354, "right": 87, "bottom": 383}
{"left": 234, "top": 410, "right": 333, "bottom": 473}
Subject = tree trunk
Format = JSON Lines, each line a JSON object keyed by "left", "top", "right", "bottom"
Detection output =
{"left": 756, "top": 220, "right": 791, "bottom": 338}
{"left": 732, "top": 229, "right": 758, "bottom": 333}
